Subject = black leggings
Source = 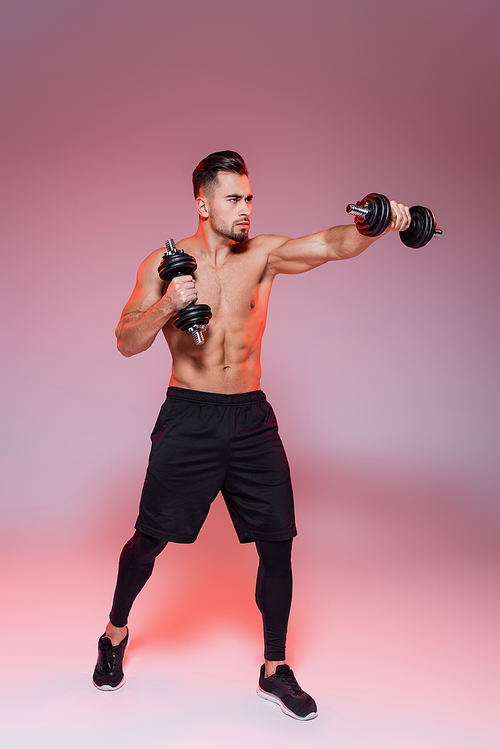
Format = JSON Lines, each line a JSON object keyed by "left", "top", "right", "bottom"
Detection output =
{"left": 109, "top": 531, "right": 293, "bottom": 661}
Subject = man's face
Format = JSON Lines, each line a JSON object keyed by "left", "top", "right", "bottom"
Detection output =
{"left": 200, "top": 171, "right": 253, "bottom": 243}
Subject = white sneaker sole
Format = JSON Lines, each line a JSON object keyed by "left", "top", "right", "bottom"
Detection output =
{"left": 257, "top": 685, "right": 318, "bottom": 721}
{"left": 93, "top": 675, "right": 126, "bottom": 691}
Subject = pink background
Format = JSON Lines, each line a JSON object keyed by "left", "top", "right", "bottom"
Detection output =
{"left": 1, "top": 1, "right": 499, "bottom": 747}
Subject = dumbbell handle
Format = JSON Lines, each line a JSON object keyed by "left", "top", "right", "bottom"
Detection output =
{"left": 346, "top": 203, "right": 371, "bottom": 218}
{"left": 346, "top": 203, "right": 442, "bottom": 236}
{"left": 185, "top": 326, "right": 204, "bottom": 346}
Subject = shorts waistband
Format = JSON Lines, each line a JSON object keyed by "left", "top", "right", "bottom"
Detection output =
{"left": 166, "top": 387, "right": 267, "bottom": 405}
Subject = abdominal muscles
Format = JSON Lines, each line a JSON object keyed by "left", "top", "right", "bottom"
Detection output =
{"left": 165, "top": 311, "right": 265, "bottom": 394}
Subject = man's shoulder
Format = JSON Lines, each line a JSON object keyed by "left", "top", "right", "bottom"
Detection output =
{"left": 137, "top": 246, "right": 169, "bottom": 276}
{"left": 239, "top": 235, "right": 292, "bottom": 280}
{"left": 243, "top": 233, "right": 290, "bottom": 257}
{"left": 249, "top": 233, "right": 290, "bottom": 248}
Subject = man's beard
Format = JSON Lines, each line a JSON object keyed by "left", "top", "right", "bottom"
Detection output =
{"left": 210, "top": 215, "right": 249, "bottom": 243}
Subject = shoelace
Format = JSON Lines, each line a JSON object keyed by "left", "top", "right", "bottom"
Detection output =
{"left": 276, "top": 668, "right": 303, "bottom": 696}
{"left": 100, "top": 639, "right": 118, "bottom": 672}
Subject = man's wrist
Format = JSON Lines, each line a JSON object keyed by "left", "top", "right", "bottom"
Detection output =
{"left": 157, "top": 294, "right": 175, "bottom": 320}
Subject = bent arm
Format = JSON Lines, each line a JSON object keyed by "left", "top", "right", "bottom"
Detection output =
{"left": 115, "top": 250, "right": 196, "bottom": 357}
{"left": 267, "top": 201, "right": 410, "bottom": 275}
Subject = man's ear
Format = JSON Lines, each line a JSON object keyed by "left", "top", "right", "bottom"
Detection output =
{"left": 196, "top": 195, "right": 209, "bottom": 218}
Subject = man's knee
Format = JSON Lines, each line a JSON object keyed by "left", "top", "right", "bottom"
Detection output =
{"left": 124, "top": 530, "right": 167, "bottom": 566}
{"left": 256, "top": 539, "right": 293, "bottom": 576}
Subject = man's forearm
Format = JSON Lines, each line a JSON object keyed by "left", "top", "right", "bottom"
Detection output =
{"left": 116, "top": 296, "right": 175, "bottom": 357}
{"left": 326, "top": 199, "right": 412, "bottom": 260}
{"left": 325, "top": 224, "right": 380, "bottom": 261}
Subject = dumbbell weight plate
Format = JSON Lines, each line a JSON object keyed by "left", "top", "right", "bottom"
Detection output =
{"left": 400, "top": 205, "right": 435, "bottom": 249}
{"left": 354, "top": 193, "right": 392, "bottom": 237}
{"left": 173, "top": 303, "right": 213, "bottom": 332}
{"left": 372, "top": 193, "right": 392, "bottom": 236}
{"left": 158, "top": 252, "right": 197, "bottom": 280}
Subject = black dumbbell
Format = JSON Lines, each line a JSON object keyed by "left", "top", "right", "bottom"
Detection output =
{"left": 346, "top": 193, "right": 442, "bottom": 248}
{"left": 158, "top": 239, "right": 212, "bottom": 345}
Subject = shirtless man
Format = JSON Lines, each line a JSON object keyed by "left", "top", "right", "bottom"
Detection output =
{"left": 93, "top": 151, "right": 411, "bottom": 721}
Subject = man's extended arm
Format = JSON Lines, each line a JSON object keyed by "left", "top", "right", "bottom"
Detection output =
{"left": 266, "top": 201, "right": 411, "bottom": 275}
{"left": 115, "top": 250, "right": 197, "bottom": 357}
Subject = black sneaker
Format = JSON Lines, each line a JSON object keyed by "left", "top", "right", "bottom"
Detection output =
{"left": 257, "top": 664, "right": 317, "bottom": 720}
{"left": 93, "top": 630, "right": 129, "bottom": 691}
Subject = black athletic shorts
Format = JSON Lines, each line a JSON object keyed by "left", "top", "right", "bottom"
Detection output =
{"left": 135, "top": 387, "right": 296, "bottom": 544}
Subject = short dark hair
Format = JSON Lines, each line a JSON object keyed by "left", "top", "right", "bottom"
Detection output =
{"left": 192, "top": 150, "right": 248, "bottom": 198}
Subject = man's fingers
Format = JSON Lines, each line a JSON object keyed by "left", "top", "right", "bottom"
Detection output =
{"left": 389, "top": 201, "right": 411, "bottom": 231}
{"left": 165, "top": 274, "right": 198, "bottom": 311}
{"left": 172, "top": 275, "right": 195, "bottom": 287}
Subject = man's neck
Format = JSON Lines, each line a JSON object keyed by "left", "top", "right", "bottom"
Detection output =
{"left": 191, "top": 221, "right": 238, "bottom": 266}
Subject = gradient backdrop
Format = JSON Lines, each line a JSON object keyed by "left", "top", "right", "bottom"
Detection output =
{"left": 1, "top": 1, "right": 499, "bottom": 747}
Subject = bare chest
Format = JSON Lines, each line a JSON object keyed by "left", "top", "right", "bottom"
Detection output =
{"left": 192, "top": 254, "right": 271, "bottom": 320}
